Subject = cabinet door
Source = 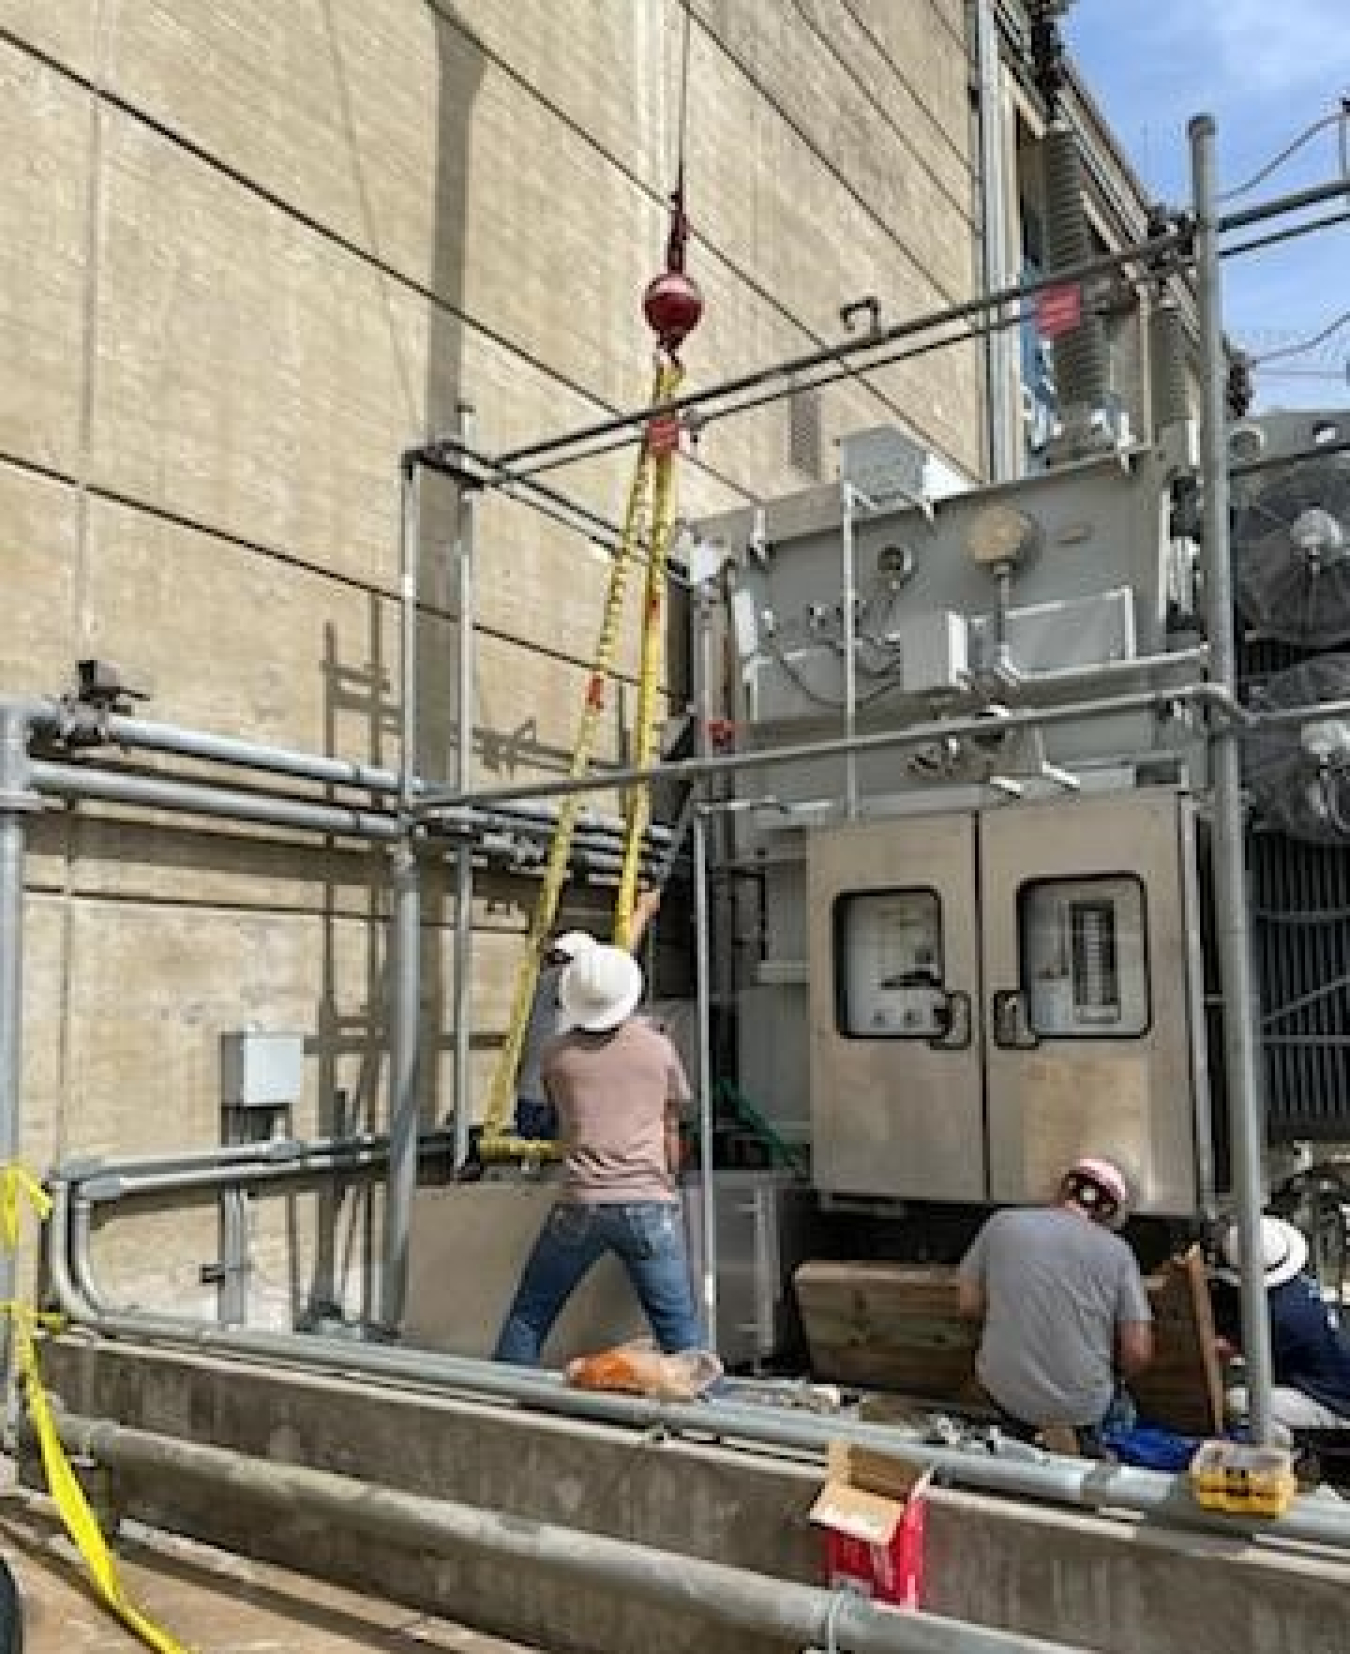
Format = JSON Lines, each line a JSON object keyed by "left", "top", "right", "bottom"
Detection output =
{"left": 981, "top": 790, "right": 1205, "bottom": 1214}
{"left": 807, "top": 816, "right": 985, "bottom": 1200}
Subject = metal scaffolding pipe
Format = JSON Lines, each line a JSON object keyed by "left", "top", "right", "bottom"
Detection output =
{"left": 378, "top": 454, "right": 427, "bottom": 1334}
{"left": 102, "top": 714, "right": 409, "bottom": 796}
{"left": 1192, "top": 115, "right": 1276, "bottom": 1445}
{"left": 46, "top": 1183, "right": 1350, "bottom": 1552}
{"left": 53, "top": 1412, "right": 1084, "bottom": 1654}
{"left": 454, "top": 403, "right": 478, "bottom": 1170}
{"left": 420, "top": 683, "right": 1231, "bottom": 811}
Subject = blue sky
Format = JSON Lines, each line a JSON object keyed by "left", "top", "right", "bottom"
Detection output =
{"left": 1065, "top": 1, "right": 1350, "bottom": 408}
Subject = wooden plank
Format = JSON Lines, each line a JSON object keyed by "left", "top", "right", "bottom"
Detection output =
{"left": 793, "top": 1261, "right": 978, "bottom": 1397}
{"left": 795, "top": 1250, "right": 1225, "bottom": 1435}
{"left": 1133, "top": 1246, "right": 1226, "bottom": 1437}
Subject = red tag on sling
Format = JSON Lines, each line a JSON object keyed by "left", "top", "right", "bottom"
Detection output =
{"left": 646, "top": 414, "right": 682, "bottom": 456}
{"left": 1036, "top": 283, "right": 1083, "bottom": 339}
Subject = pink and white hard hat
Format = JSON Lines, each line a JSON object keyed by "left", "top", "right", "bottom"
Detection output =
{"left": 1061, "top": 1155, "right": 1131, "bottom": 1227}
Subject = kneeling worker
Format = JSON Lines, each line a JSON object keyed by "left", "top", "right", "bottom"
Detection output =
{"left": 1211, "top": 1214, "right": 1350, "bottom": 1443}
{"left": 958, "top": 1156, "right": 1154, "bottom": 1449}
{"left": 494, "top": 944, "right": 704, "bottom": 1364}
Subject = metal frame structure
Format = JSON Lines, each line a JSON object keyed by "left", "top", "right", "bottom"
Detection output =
{"left": 0, "top": 118, "right": 1345, "bottom": 1465}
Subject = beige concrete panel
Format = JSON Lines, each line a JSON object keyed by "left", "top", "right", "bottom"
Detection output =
{"left": 103, "top": 0, "right": 453, "bottom": 285}
{"left": 407, "top": 1184, "right": 648, "bottom": 1360}
{"left": 89, "top": 111, "right": 447, "bottom": 587}
{"left": 781, "top": 0, "right": 971, "bottom": 206}
{"left": 0, "top": 44, "right": 91, "bottom": 472}
{"left": 0, "top": 462, "right": 79, "bottom": 696}
{"left": 0, "top": 0, "right": 104, "bottom": 76}
{"left": 846, "top": 0, "right": 970, "bottom": 153}
{"left": 103, "top": 0, "right": 662, "bottom": 413}
{"left": 19, "top": 895, "right": 65, "bottom": 1175}
{"left": 81, "top": 493, "right": 405, "bottom": 757}
{"left": 60, "top": 902, "right": 400, "bottom": 1158}
{"left": 687, "top": 0, "right": 974, "bottom": 303}
{"left": 69, "top": 815, "right": 391, "bottom": 913}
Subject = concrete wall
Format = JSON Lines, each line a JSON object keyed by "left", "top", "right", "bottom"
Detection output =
{"left": 1, "top": 1, "right": 980, "bottom": 1313}
{"left": 40, "top": 1341, "right": 1350, "bottom": 1654}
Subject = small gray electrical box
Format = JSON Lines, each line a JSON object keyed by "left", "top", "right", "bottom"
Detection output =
{"left": 220, "top": 1030, "right": 305, "bottom": 1108}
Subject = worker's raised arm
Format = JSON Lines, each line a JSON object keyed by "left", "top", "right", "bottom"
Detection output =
{"left": 628, "top": 887, "right": 662, "bottom": 952}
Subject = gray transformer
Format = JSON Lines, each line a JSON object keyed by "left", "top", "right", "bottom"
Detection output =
{"left": 696, "top": 428, "right": 1218, "bottom": 1217}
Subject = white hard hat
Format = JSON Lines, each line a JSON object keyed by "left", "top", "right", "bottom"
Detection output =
{"left": 1218, "top": 1216, "right": 1309, "bottom": 1288}
{"left": 549, "top": 930, "right": 597, "bottom": 962}
{"left": 558, "top": 945, "right": 644, "bottom": 1033}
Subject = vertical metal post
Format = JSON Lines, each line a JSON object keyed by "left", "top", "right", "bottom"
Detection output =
{"left": 380, "top": 460, "right": 424, "bottom": 1330}
{"left": 0, "top": 706, "right": 38, "bottom": 1383}
{"left": 453, "top": 404, "right": 478, "bottom": 1171}
{"left": 1191, "top": 114, "right": 1275, "bottom": 1443}
{"left": 974, "top": 0, "right": 1017, "bottom": 482}
{"left": 692, "top": 803, "right": 718, "bottom": 1347}
{"left": 691, "top": 584, "right": 718, "bottom": 1346}
{"left": 841, "top": 484, "right": 859, "bottom": 819}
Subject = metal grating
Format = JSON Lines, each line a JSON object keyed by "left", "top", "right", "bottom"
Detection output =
{"left": 787, "top": 384, "right": 823, "bottom": 480}
{"left": 1241, "top": 628, "right": 1350, "bottom": 1140}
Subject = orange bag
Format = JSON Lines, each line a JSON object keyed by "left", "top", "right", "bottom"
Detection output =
{"left": 565, "top": 1341, "right": 723, "bottom": 1401}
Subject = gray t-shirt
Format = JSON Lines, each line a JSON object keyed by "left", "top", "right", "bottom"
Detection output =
{"left": 959, "top": 1206, "right": 1152, "bottom": 1428}
{"left": 517, "top": 963, "right": 567, "bottom": 1105}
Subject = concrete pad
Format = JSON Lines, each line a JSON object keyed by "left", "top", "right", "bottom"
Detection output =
{"left": 0, "top": 1489, "right": 543, "bottom": 1652}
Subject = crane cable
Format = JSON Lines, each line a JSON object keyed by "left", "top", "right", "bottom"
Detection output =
{"left": 478, "top": 1, "right": 700, "bottom": 1161}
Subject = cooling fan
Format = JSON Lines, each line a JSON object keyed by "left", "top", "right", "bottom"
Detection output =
{"left": 1233, "top": 453, "right": 1350, "bottom": 648}
{"left": 1246, "top": 655, "right": 1350, "bottom": 844}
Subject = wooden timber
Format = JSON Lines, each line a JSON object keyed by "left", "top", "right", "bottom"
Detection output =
{"left": 795, "top": 1246, "right": 1224, "bottom": 1435}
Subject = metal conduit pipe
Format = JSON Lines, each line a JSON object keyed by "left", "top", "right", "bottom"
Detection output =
{"left": 420, "top": 682, "right": 1239, "bottom": 812}
{"left": 90, "top": 715, "right": 670, "bottom": 847}
{"left": 54, "top": 1128, "right": 429, "bottom": 1183}
{"left": 0, "top": 705, "right": 41, "bottom": 1382}
{"left": 1192, "top": 115, "right": 1276, "bottom": 1445}
{"left": 31, "top": 759, "right": 403, "bottom": 840}
{"left": 453, "top": 402, "right": 478, "bottom": 1173}
{"left": 29, "top": 760, "right": 659, "bottom": 883}
{"left": 74, "top": 1144, "right": 439, "bottom": 1203}
{"left": 51, "top": 1413, "right": 1084, "bottom": 1654}
{"left": 45, "top": 1184, "right": 1350, "bottom": 1552}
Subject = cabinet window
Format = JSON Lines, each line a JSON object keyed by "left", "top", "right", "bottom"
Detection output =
{"left": 1019, "top": 875, "right": 1149, "bottom": 1038}
{"left": 835, "top": 889, "right": 945, "bottom": 1038}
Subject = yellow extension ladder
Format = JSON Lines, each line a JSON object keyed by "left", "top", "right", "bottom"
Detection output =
{"left": 477, "top": 358, "right": 684, "bottom": 1160}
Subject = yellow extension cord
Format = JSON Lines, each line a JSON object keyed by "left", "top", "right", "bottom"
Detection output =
{"left": 0, "top": 1165, "right": 194, "bottom": 1654}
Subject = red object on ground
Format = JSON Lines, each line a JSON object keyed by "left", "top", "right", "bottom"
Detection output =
{"left": 820, "top": 1500, "right": 928, "bottom": 1609}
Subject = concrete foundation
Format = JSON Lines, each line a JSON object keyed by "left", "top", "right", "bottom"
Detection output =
{"left": 37, "top": 1339, "right": 1350, "bottom": 1654}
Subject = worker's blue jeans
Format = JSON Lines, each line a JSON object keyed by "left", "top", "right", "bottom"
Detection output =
{"left": 494, "top": 1200, "right": 704, "bottom": 1363}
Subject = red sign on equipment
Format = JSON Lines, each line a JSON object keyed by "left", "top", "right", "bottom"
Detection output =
{"left": 1036, "top": 283, "right": 1083, "bottom": 340}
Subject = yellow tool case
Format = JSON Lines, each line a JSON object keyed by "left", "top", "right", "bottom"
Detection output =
{"left": 1188, "top": 1440, "right": 1298, "bottom": 1516}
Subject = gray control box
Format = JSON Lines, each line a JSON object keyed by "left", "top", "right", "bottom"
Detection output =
{"left": 220, "top": 1030, "right": 306, "bottom": 1108}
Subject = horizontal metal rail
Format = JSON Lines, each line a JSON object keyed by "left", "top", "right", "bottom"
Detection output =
{"left": 52, "top": 1410, "right": 1087, "bottom": 1654}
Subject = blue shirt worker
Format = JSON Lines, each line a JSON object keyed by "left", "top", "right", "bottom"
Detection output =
{"left": 1211, "top": 1215, "right": 1350, "bottom": 1444}
{"left": 958, "top": 1156, "right": 1154, "bottom": 1449}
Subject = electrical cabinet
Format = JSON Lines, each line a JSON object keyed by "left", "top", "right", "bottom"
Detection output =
{"left": 807, "top": 789, "right": 1209, "bottom": 1214}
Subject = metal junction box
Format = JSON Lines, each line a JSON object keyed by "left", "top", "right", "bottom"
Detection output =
{"left": 220, "top": 1030, "right": 306, "bottom": 1109}
{"left": 806, "top": 789, "right": 1209, "bottom": 1215}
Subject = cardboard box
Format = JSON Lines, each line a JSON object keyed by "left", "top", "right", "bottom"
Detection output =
{"left": 809, "top": 1442, "right": 931, "bottom": 1609}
